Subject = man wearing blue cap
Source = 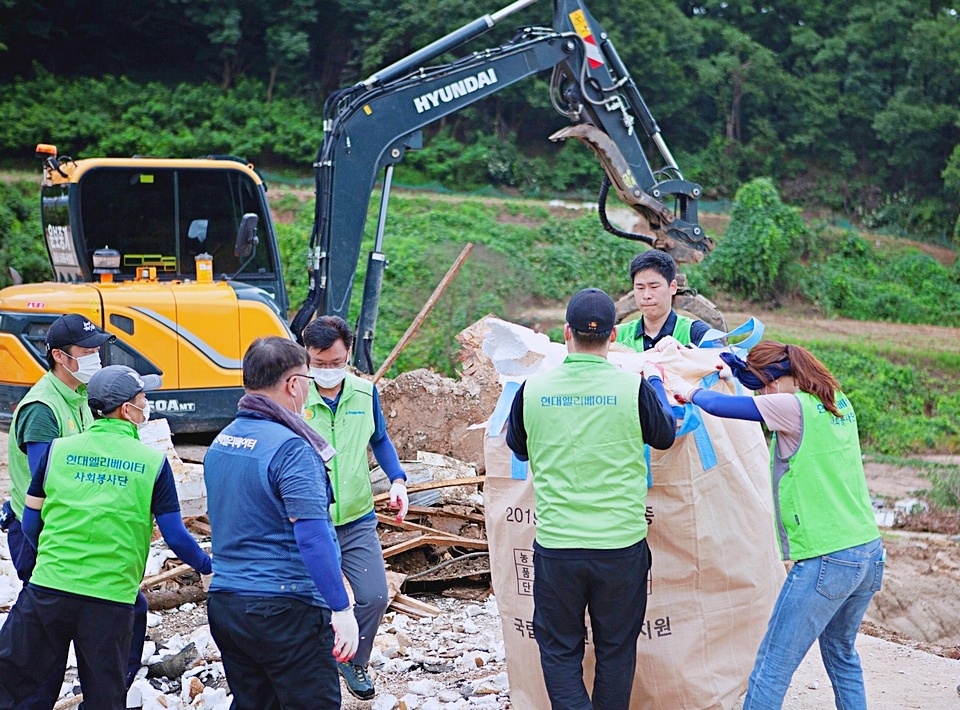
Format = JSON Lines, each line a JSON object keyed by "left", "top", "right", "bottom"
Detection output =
{"left": 505, "top": 288, "right": 677, "bottom": 710}
{"left": 0, "top": 365, "right": 212, "bottom": 709}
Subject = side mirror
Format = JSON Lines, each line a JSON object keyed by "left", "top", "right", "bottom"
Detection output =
{"left": 234, "top": 213, "right": 259, "bottom": 258}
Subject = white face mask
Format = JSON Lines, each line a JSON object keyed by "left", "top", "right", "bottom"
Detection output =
{"left": 291, "top": 381, "right": 307, "bottom": 418}
{"left": 310, "top": 366, "right": 346, "bottom": 389}
{"left": 129, "top": 400, "right": 150, "bottom": 426}
{"left": 64, "top": 351, "right": 102, "bottom": 384}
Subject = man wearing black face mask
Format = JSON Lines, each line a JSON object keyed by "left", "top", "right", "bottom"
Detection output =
{"left": 300, "top": 316, "right": 408, "bottom": 701}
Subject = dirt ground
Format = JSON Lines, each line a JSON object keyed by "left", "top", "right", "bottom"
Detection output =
{"left": 2, "top": 415, "right": 960, "bottom": 708}
{"left": 2, "top": 303, "right": 959, "bottom": 706}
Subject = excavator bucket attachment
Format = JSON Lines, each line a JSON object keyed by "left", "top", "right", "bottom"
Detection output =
{"left": 550, "top": 124, "right": 714, "bottom": 264}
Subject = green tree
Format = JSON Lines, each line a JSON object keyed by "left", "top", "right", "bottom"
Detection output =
{"left": 704, "top": 177, "right": 805, "bottom": 301}
{"left": 0, "top": 181, "right": 50, "bottom": 289}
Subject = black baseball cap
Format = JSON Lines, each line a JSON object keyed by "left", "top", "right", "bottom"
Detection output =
{"left": 88, "top": 365, "right": 162, "bottom": 414}
{"left": 46, "top": 314, "right": 115, "bottom": 351}
{"left": 566, "top": 288, "right": 616, "bottom": 337}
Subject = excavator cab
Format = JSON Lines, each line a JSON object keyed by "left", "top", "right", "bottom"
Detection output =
{"left": 0, "top": 147, "right": 292, "bottom": 433}
{"left": 37, "top": 148, "right": 286, "bottom": 309}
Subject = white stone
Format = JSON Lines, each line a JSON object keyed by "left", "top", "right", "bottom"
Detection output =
{"left": 179, "top": 602, "right": 197, "bottom": 612}
{"left": 146, "top": 612, "right": 162, "bottom": 628}
{"left": 141, "top": 640, "right": 157, "bottom": 664}
{"left": 437, "top": 689, "right": 461, "bottom": 702}
{"left": 407, "top": 678, "right": 443, "bottom": 696}
{"left": 199, "top": 687, "right": 229, "bottom": 709}
{"left": 464, "top": 604, "right": 484, "bottom": 618}
{"left": 371, "top": 693, "right": 400, "bottom": 710}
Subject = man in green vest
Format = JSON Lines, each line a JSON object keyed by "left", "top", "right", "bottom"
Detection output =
{"left": 0, "top": 365, "right": 212, "bottom": 709}
{"left": 615, "top": 250, "right": 710, "bottom": 351}
{"left": 1, "top": 314, "right": 114, "bottom": 709}
{"left": 505, "top": 288, "right": 677, "bottom": 710}
{"left": 3, "top": 314, "right": 115, "bottom": 580}
{"left": 301, "top": 316, "right": 408, "bottom": 701}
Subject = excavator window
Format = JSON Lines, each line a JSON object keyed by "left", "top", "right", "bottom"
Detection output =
{"left": 76, "top": 166, "right": 274, "bottom": 280}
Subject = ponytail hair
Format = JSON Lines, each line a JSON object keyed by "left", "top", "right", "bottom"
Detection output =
{"left": 746, "top": 340, "right": 843, "bottom": 416}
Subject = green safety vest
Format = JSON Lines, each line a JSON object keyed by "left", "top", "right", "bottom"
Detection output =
{"left": 8, "top": 372, "right": 94, "bottom": 517}
{"left": 31, "top": 418, "right": 164, "bottom": 604}
{"left": 771, "top": 391, "right": 879, "bottom": 561}
{"left": 615, "top": 313, "right": 694, "bottom": 352}
{"left": 522, "top": 353, "right": 647, "bottom": 549}
{"left": 304, "top": 374, "right": 376, "bottom": 526}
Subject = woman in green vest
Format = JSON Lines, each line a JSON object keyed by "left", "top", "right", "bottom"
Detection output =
{"left": 675, "top": 341, "right": 883, "bottom": 710}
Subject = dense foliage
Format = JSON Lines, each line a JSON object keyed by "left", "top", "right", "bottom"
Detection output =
{"left": 0, "top": 181, "right": 48, "bottom": 288}
{"left": 1, "top": 0, "right": 959, "bottom": 239}
{"left": 703, "top": 178, "right": 806, "bottom": 301}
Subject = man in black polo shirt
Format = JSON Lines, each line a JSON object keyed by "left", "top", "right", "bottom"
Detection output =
{"left": 615, "top": 250, "right": 710, "bottom": 351}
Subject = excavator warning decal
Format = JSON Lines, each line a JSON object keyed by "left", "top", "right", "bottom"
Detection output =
{"left": 568, "top": 9, "right": 605, "bottom": 70}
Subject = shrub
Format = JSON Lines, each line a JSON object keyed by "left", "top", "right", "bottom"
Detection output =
{"left": 0, "top": 180, "right": 50, "bottom": 288}
{"left": 703, "top": 178, "right": 805, "bottom": 301}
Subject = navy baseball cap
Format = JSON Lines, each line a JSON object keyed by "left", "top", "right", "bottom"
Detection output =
{"left": 566, "top": 288, "right": 616, "bottom": 337}
{"left": 88, "top": 365, "right": 162, "bottom": 414}
{"left": 46, "top": 314, "right": 115, "bottom": 351}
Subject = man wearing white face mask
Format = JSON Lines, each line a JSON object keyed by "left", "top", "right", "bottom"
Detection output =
{"left": 4, "top": 315, "right": 116, "bottom": 585}
{"left": 3, "top": 313, "right": 117, "bottom": 709}
{"left": 0, "top": 365, "right": 212, "bottom": 708}
{"left": 301, "top": 316, "right": 408, "bottom": 701}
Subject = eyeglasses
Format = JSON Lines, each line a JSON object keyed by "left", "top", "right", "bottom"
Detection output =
{"left": 285, "top": 373, "right": 312, "bottom": 383}
{"left": 311, "top": 359, "right": 348, "bottom": 370}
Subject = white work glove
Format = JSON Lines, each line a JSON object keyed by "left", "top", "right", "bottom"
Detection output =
{"left": 330, "top": 607, "right": 360, "bottom": 662}
{"left": 390, "top": 479, "right": 409, "bottom": 522}
{"left": 641, "top": 361, "right": 665, "bottom": 381}
{"left": 200, "top": 573, "right": 213, "bottom": 592}
{"left": 673, "top": 381, "right": 701, "bottom": 405}
{"left": 715, "top": 360, "right": 734, "bottom": 382}
{"left": 653, "top": 335, "right": 683, "bottom": 353}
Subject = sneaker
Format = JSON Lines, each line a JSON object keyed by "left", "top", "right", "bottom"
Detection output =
{"left": 338, "top": 661, "right": 375, "bottom": 700}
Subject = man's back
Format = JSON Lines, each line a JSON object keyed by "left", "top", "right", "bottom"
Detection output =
{"left": 204, "top": 411, "right": 330, "bottom": 603}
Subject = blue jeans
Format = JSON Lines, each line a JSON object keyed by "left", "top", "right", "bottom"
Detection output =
{"left": 744, "top": 538, "right": 885, "bottom": 710}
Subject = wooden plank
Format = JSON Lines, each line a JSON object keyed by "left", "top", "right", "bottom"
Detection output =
{"left": 376, "top": 513, "right": 486, "bottom": 549}
{"left": 372, "top": 476, "right": 484, "bottom": 503}
{"left": 392, "top": 593, "right": 441, "bottom": 616}
{"left": 406, "top": 505, "right": 486, "bottom": 524}
{"left": 141, "top": 562, "right": 193, "bottom": 589}
{"left": 382, "top": 534, "right": 488, "bottom": 559}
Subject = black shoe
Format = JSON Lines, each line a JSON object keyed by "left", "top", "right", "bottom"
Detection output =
{"left": 338, "top": 661, "right": 375, "bottom": 700}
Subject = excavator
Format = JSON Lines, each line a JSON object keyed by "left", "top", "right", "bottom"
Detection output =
{"left": 0, "top": 0, "right": 715, "bottom": 433}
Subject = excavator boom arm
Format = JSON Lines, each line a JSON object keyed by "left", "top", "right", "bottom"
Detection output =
{"left": 296, "top": 0, "right": 712, "bottom": 372}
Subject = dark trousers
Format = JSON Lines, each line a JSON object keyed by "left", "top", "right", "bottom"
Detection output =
{"left": 4, "top": 513, "right": 147, "bottom": 708}
{"left": 533, "top": 539, "right": 652, "bottom": 710}
{"left": 0, "top": 586, "right": 133, "bottom": 710}
{"left": 207, "top": 592, "right": 340, "bottom": 710}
